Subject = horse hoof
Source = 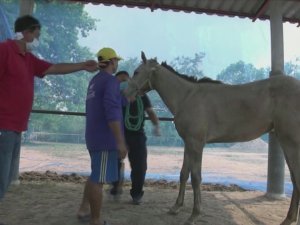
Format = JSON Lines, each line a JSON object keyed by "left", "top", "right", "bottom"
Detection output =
{"left": 168, "top": 205, "right": 182, "bottom": 215}
{"left": 183, "top": 220, "right": 195, "bottom": 225}
{"left": 280, "top": 218, "right": 294, "bottom": 225}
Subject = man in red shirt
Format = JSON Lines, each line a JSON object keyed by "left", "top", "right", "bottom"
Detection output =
{"left": 0, "top": 15, "right": 98, "bottom": 202}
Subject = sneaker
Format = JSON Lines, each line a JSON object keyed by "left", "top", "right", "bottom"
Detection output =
{"left": 132, "top": 196, "right": 142, "bottom": 205}
{"left": 132, "top": 191, "right": 144, "bottom": 205}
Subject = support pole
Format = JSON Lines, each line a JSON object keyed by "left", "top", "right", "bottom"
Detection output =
{"left": 11, "top": 0, "right": 35, "bottom": 185}
{"left": 19, "top": 0, "right": 35, "bottom": 16}
{"left": 266, "top": 0, "right": 285, "bottom": 198}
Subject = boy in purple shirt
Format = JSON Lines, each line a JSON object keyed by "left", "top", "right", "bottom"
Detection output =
{"left": 77, "top": 48, "right": 127, "bottom": 225}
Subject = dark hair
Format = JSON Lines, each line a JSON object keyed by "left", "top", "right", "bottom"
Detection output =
{"left": 14, "top": 15, "right": 41, "bottom": 32}
{"left": 115, "top": 71, "right": 129, "bottom": 77}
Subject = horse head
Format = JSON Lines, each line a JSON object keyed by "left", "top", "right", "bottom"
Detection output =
{"left": 125, "top": 51, "right": 159, "bottom": 97}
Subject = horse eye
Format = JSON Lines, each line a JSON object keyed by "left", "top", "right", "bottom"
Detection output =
{"left": 133, "top": 71, "right": 138, "bottom": 77}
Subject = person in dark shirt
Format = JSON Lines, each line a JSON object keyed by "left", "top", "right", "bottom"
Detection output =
{"left": 77, "top": 48, "right": 127, "bottom": 225}
{"left": 111, "top": 70, "right": 160, "bottom": 205}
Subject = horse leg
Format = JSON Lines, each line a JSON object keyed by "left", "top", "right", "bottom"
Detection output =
{"left": 277, "top": 139, "right": 300, "bottom": 225}
{"left": 169, "top": 149, "right": 190, "bottom": 215}
{"left": 184, "top": 141, "right": 204, "bottom": 225}
{"left": 281, "top": 172, "right": 299, "bottom": 225}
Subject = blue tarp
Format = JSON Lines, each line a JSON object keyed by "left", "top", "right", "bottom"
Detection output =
{"left": 0, "top": 5, "right": 13, "bottom": 41}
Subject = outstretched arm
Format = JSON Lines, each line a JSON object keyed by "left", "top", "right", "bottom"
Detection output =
{"left": 43, "top": 60, "right": 98, "bottom": 75}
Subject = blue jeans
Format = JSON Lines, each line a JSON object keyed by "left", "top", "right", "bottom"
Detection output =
{"left": 0, "top": 130, "right": 21, "bottom": 200}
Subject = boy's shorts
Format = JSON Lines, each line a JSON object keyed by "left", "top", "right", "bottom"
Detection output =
{"left": 89, "top": 150, "right": 118, "bottom": 184}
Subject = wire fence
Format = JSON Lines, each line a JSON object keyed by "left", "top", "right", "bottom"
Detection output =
{"left": 23, "top": 131, "right": 184, "bottom": 147}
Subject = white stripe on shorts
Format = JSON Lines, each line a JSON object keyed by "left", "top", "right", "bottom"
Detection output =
{"left": 99, "top": 151, "right": 108, "bottom": 183}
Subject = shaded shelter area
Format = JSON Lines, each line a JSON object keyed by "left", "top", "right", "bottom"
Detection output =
{"left": 66, "top": 0, "right": 300, "bottom": 25}
{"left": 1, "top": 1, "right": 300, "bottom": 224}
{"left": 13, "top": 0, "right": 300, "bottom": 198}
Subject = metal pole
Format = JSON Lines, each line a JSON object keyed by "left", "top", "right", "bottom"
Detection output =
{"left": 266, "top": 0, "right": 285, "bottom": 198}
{"left": 11, "top": 0, "right": 35, "bottom": 185}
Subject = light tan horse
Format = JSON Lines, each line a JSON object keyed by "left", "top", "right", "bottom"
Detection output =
{"left": 125, "top": 52, "right": 300, "bottom": 225}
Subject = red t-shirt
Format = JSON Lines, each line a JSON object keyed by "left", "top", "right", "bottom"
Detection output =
{"left": 0, "top": 39, "right": 53, "bottom": 132}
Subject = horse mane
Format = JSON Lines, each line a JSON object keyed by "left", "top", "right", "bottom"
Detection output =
{"left": 160, "top": 61, "right": 222, "bottom": 84}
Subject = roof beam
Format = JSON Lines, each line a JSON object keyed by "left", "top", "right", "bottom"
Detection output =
{"left": 64, "top": 0, "right": 300, "bottom": 25}
{"left": 150, "top": 0, "right": 157, "bottom": 12}
{"left": 252, "top": 0, "right": 271, "bottom": 22}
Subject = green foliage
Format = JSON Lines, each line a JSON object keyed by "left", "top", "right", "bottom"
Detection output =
{"left": 217, "top": 60, "right": 269, "bottom": 84}
{"left": 285, "top": 59, "right": 300, "bottom": 79}
{"left": 169, "top": 52, "right": 205, "bottom": 78}
{"left": 32, "top": 0, "right": 96, "bottom": 112}
{"left": 35, "top": 1, "right": 96, "bottom": 63}
{"left": 30, "top": 1, "right": 97, "bottom": 134}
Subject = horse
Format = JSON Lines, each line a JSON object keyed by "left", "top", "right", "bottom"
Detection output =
{"left": 125, "top": 51, "right": 300, "bottom": 225}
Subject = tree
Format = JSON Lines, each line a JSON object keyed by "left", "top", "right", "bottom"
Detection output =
{"left": 170, "top": 52, "right": 205, "bottom": 78}
{"left": 217, "top": 61, "right": 269, "bottom": 84}
{"left": 33, "top": 1, "right": 97, "bottom": 112}
{"left": 32, "top": 1, "right": 97, "bottom": 134}
{"left": 285, "top": 59, "right": 300, "bottom": 80}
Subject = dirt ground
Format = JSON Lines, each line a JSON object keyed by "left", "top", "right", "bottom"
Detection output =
{"left": 0, "top": 172, "right": 291, "bottom": 225}
{"left": 18, "top": 142, "right": 291, "bottom": 191}
{"left": 0, "top": 141, "right": 293, "bottom": 225}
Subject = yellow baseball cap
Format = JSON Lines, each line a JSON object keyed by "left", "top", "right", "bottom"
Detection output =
{"left": 96, "top": 47, "right": 123, "bottom": 62}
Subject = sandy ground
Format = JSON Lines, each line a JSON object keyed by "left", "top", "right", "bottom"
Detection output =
{"left": 0, "top": 176, "right": 291, "bottom": 225}
{"left": 0, "top": 140, "right": 294, "bottom": 225}
{"left": 18, "top": 142, "right": 291, "bottom": 191}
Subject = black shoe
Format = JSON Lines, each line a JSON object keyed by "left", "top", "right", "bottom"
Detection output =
{"left": 110, "top": 186, "right": 123, "bottom": 196}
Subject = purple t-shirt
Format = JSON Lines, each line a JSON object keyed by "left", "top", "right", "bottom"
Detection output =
{"left": 85, "top": 71, "right": 123, "bottom": 151}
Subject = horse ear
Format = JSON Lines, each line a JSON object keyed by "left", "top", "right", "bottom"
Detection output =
{"left": 141, "top": 51, "right": 147, "bottom": 64}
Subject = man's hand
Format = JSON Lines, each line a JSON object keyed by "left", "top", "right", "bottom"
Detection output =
{"left": 118, "top": 142, "right": 128, "bottom": 159}
{"left": 152, "top": 124, "right": 161, "bottom": 136}
{"left": 83, "top": 60, "right": 98, "bottom": 72}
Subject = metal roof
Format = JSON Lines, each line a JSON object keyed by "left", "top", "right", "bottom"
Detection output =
{"left": 66, "top": 0, "right": 300, "bottom": 26}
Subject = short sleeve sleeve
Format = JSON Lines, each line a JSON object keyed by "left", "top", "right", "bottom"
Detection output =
{"left": 30, "top": 54, "right": 53, "bottom": 78}
{"left": 142, "top": 94, "right": 152, "bottom": 109}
